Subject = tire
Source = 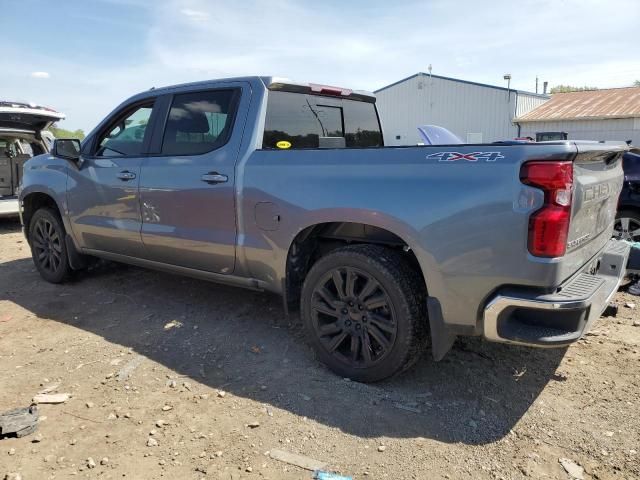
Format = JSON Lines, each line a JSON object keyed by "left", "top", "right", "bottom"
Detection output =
{"left": 301, "top": 244, "right": 428, "bottom": 382}
{"left": 615, "top": 210, "right": 640, "bottom": 243}
{"left": 28, "top": 207, "right": 71, "bottom": 283}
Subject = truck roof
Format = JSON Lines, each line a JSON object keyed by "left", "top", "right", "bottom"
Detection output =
{"left": 145, "top": 76, "right": 376, "bottom": 103}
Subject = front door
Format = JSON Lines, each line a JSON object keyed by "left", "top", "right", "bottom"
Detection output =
{"left": 138, "top": 86, "right": 247, "bottom": 274}
{"left": 67, "top": 101, "right": 156, "bottom": 256}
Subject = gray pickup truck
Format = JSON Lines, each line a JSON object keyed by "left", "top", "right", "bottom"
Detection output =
{"left": 19, "top": 76, "right": 629, "bottom": 382}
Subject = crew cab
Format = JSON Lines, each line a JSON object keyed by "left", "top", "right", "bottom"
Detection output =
{"left": 19, "top": 77, "right": 629, "bottom": 381}
{"left": 0, "top": 101, "right": 63, "bottom": 217}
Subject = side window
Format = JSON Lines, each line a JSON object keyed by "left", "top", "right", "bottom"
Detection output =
{"left": 96, "top": 104, "right": 154, "bottom": 157}
{"left": 161, "top": 89, "right": 238, "bottom": 156}
{"left": 343, "top": 101, "right": 383, "bottom": 148}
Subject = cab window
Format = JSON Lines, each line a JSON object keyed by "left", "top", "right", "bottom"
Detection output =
{"left": 160, "top": 89, "right": 239, "bottom": 156}
{"left": 96, "top": 104, "right": 154, "bottom": 157}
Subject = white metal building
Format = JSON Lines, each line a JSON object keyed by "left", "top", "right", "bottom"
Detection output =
{"left": 374, "top": 73, "right": 549, "bottom": 145}
{"left": 516, "top": 87, "right": 640, "bottom": 145}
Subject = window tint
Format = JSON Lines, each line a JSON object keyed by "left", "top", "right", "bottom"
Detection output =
{"left": 161, "top": 90, "right": 238, "bottom": 156}
{"left": 262, "top": 91, "right": 382, "bottom": 149}
{"left": 97, "top": 105, "right": 153, "bottom": 157}
{"left": 262, "top": 92, "right": 322, "bottom": 149}
{"left": 343, "top": 101, "right": 383, "bottom": 148}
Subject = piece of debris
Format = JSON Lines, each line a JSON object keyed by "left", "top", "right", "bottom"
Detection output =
{"left": 8, "top": 448, "right": 16, "bottom": 455}
{"left": 32, "top": 393, "right": 69, "bottom": 404}
{"left": 314, "top": 472, "right": 353, "bottom": 480}
{"left": 117, "top": 355, "right": 145, "bottom": 382}
{"left": 246, "top": 421, "right": 260, "bottom": 429}
{"left": 100, "top": 457, "right": 109, "bottom": 465}
{"left": 86, "top": 457, "right": 96, "bottom": 469}
{"left": 246, "top": 466, "right": 253, "bottom": 472}
{"left": 377, "top": 445, "right": 387, "bottom": 452}
{"left": 624, "top": 302, "right": 636, "bottom": 309}
{"left": 156, "top": 420, "right": 166, "bottom": 428}
{"left": 0, "top": 405, "right": 39, "bottom": 439}
{"left": 217, "top": 390, "right": 226, "bottom": 398}
{"left": 147, "top": 437, "right": 159, "bottom": 447}
{"left": 269, "top": 449, "right": 327, "bottom": 471}
{"left": 559, "top": 458, "right": 584, "bottom": 480}
{"left": 512, "top": 367, "right": 527, "bottom": 380}
{"left": 163, "top": 320, "right": 183, "bottom": 330}
{"left": 392, "top": 402, "right": 422, "bottom": 414}
{"left": 601, "top": 304, "right": 618, "bottom": 318}
{"left": 4, "top": 473, "right": 22, "bottom": 480}
{"left": 85, "top": 402, "right": 95, "bottom": 409}
{"left": 161, "top": 405, "right": 173, "bottom": 412}
{"left": 633, "top": 320, "right": 640, "bottom": 327}
{"left": 32, "top": 433, "right": 43, "bottom": 443}
{"left": 38, "top": 383, "right": 61, "bottom": 395}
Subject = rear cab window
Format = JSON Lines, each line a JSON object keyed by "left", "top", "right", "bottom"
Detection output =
{"left": 262, "top": 90, "right": 383, "bottom": 150}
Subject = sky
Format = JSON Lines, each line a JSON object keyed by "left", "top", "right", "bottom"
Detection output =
{"left": 2, "top": 0, "right": 639, "bottom": 131}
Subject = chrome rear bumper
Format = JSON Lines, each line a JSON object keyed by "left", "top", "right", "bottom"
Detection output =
{"left": 483, "top": 239, "right": 629, "bottom": 347}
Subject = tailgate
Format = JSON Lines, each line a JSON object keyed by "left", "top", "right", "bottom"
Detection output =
{"left": 0, "top": 102, "right": 65, "bottom": 133}
{"left": 568, "top": 142, "right": 626, "bottom": 254}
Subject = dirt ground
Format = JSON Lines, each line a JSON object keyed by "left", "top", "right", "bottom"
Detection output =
{"left": 0, "top": 217, "right": 638, "bottom": 480}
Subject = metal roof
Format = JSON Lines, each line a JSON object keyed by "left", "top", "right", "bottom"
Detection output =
{"left": 374, "top": 72, "right": 548, "bottom": 98}
{"left": 516, "top": 87, "right": 640, "bottom": 122}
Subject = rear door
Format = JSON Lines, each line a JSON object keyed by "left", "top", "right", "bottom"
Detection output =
{"left": 137, "top": 83, "right": 249, "bottom": 274}
{"left": 67, "top": 100, "right": 157, "bottom": 257}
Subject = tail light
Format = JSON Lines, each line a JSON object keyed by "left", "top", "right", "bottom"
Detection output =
{"left": 520, "top": 161, "right": 573, "bottom": 257}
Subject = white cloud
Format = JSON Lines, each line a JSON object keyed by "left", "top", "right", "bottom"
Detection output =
{"left": 179, "top": 8, "right": 209, "bottom": 20}
{"left": 30, "top": 71, "right": 50, "bottom": 79}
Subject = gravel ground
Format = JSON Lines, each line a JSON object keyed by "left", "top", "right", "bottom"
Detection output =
{"left": 0, "top": 217, "right": 639, "bottom": 480}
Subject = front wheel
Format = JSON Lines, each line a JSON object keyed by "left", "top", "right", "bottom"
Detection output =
{"left": 301, "top": 245, "right": 428, "bottom": 382}
{"left": 29, "top": 207, "right": 71, "bottom": 283}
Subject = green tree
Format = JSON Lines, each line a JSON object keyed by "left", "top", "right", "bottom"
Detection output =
{"left": 633, "top": 80, "right": 640, "bottom": 87}
{"left": 48, "top": 125, "right": 85, "bottom": 140}
{"left": 549, "top": 85, "right": 598, "bottom": 94}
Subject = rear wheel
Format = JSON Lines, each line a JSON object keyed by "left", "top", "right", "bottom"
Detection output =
{"left": 29, "top": 207, "right": 71, "bottom": 283}
{"left": 614, "top": 210, "right": 640, "bottom": 242}
{"left": 301, "top": 245, "right": 427, "bottom": 382}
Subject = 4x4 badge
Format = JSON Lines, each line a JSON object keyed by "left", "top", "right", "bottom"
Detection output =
{"left": 426, "top": 151, "right": 505, "bottom": 162}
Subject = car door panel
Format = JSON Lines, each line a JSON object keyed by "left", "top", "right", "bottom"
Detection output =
{"left": 139, "top": 84, "right": 249, "bottom": 274}
{"left": 67, "top": 101, "right": 156, "bottom": 256}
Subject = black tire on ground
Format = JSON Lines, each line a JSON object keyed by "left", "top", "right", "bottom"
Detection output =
{"left": 28, "top": 207, "right": 71, "bottom": 284}
{"left": 615, "top": 209, "right": 640, "bottom": 242}
{"left": 301, "top": 244, "right": 428, "bottom": 382}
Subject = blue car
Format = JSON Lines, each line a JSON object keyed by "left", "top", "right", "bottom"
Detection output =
{"left": 616, "top": 147, "right": 640, "bottom": 242}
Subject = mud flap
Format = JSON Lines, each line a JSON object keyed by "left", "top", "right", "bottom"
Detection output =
{"left": 427, "top": 297, "right": 457, "bottom": 361}
{"left": 65, "top": 234, "right": 87, "bottom": 270}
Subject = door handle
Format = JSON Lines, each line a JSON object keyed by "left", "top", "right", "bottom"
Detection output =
{"left": 201, "top": 172, "right": 228, "bottom": 184}
{"left": 117, "top": 171, "right": 136, "bottom": 181}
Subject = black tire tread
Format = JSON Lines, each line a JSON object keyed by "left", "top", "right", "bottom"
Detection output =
{"left": 29, "top": 207, "right": 71, "bottom": 284}
{"left": 301, "top": 244, "right": 428, "bottom": 382}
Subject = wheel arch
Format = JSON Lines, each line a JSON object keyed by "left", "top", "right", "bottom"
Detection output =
{"left": 21, "top": 190, "right": 64, "bottom": 243}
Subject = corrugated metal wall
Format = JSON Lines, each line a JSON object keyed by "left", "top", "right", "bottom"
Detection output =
{"left": 519, "top": 118, "right": 639, "bottom": 145}
{"left": 516, "top": 93, "right": 549, "bottom": 118}
{"left": 375, "top": 74, "right": 547, "bottom": 145}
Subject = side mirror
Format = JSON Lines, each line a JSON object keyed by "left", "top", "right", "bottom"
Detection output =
{"left": 53, "top": 139, "right": 82, "bottom": 162}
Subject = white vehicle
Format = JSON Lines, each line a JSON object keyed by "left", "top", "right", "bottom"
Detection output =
{"left": 0, "top": 101, "right": 64, "bottom": 217}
